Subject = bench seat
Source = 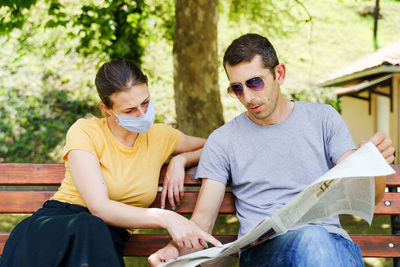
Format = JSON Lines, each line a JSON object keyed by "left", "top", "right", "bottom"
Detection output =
{"left": 1, "top": 163, "right": 400, "bottom": 263}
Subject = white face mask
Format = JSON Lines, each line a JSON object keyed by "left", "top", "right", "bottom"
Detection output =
{"left": 112, "top": 98, "right": 155, "bottom": 133}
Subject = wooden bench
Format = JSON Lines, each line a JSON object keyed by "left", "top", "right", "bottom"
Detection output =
{"left": 1, "top": 163, "right": 400, "bottom": 264}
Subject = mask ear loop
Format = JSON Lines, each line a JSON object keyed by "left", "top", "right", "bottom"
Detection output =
{"left": 109, "top": 109, "right": 121, "bottom": 124}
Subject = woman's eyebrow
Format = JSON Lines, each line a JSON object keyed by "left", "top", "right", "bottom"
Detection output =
{"left": 122, "top": 106, "right": 137, "bottom": 112}
{"left": 122, "top": 98, "right": 149, "bottom": 111}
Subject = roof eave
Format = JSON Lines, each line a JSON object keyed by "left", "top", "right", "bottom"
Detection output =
{"left": 320, "top": 65, "right": 400, "bottom": 87}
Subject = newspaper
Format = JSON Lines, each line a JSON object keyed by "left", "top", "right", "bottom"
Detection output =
{"left": 160, "top": 142, "right": 395, "bottom": 267}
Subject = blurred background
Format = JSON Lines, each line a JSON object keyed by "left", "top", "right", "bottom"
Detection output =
{"left": 1, "top": 0, "right": 399, "bottom": 266}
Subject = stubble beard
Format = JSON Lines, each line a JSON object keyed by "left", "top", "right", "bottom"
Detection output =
{"left": 248, "top": 94, "right": 279, "bottom": 122}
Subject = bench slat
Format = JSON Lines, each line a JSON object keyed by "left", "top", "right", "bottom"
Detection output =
{"left": 123, "top": 234, "right": 237, "bottom": 256}
{"left": 151, "top": 192, "right": 235, "bottom": 214}
{"left": 3, "top": 191, "right": 400, "bottom": 214}
{"left": 387, "top": 165, "right": 400, "bottom": 187}
{"left": 0, "top": 191, "right": 236, "bottom": 214}
{"left": 0, "top": 163, "right": 201, "bottom": 186}
{"left": 0, "top": 191, "right": 55, "bottom": 213}
{"left": 374, "top": 193, "right": 400, "bottom": 215}
{"left": 351, "top": 235, "right": 400, "bottom": 257}
{"left": 0, "top": 233, "right": 236, "bottom": 257}
{"left": 1, "top": 233, "right": 399, "bottom": 258}
{"left": 0, "top": 163, "right": 65, "bottom": 185}
{"left": 0, "top": 234, "right": 7, "bottom": 255}
{"left": 125, "top": 235, "right": 400, "bottom": 258}
{"left": 2, "top": 163, "right": 398, "bottom": 186}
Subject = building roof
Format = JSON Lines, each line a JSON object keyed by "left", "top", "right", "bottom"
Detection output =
{"left": 334, "top": 73, "right": 393, "bottom": 95}
{"left": 320, "top": 40, "right": 400, "bottom": 87}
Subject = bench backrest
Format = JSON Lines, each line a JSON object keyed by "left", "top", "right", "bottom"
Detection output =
{"left": 1, "top": 163, "right": 400, "bottom": 258}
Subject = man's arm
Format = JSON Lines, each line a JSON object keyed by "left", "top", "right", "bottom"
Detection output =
{"left": 336, "top": 132, "right": 395, "bottom": 204}
{"left": 191, "top": 179, "right": 227, "bottom": 233}
{"left": 148, "top": 178, "right": 226, "bottom": 266}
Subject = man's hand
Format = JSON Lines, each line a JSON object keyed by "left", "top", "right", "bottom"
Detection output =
{"left": 360, "top": 132, "right": 394, "bottom": 204}
{"left": 148, "top": 243, "right": 180, "bottom": 267}
{"left": 359, "top": 132, "right": 395, "bottom": 164}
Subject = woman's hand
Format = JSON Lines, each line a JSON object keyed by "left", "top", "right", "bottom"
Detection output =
{"left": 161, "top": 133, "right": 205, "bottom": 209}
{"left": 161, "top": 155, "right": 186, "bottom": 210}
{"left": 162, "top": 209, "right": 222, "bottom": 251}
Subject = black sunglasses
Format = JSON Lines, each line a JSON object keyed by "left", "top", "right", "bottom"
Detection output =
{"left": 227, "top": 71, "right": 273, "bottom": 97}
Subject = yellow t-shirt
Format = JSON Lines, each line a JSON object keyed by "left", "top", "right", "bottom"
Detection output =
{"left": 51, "top": 117, "right": 181, "bottom": 208}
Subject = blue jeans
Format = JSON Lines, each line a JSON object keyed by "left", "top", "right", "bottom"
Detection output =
{"left": 239, "top": 225, "right": 363, "bottom": 267}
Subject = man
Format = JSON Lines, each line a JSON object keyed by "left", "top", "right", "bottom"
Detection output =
{"left": 149, "top": 33, "right": 395, "bottom": 266}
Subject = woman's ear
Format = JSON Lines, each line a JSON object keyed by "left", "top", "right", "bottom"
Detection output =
{"left": 99, "top": 103, "right": 112, "bottom": 117}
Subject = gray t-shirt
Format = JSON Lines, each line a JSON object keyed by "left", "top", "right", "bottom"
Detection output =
{"left": 196, "top": 101, "right": 356, "bottom": 239}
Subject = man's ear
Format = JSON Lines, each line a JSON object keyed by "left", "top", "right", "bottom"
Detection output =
{"left": 99, "top": 103, "right": 113, "bottom": 117}
{"left": 275, "top": 63, "right": 286, "bottom": 85}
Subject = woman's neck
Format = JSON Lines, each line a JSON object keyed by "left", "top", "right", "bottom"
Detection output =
{"left": 106, "top": 116, "right": 139, "bottom": 147}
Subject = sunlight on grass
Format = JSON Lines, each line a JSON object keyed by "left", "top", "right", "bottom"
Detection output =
{"left": 0, "top": 214, "right": 30, "bottom": 233}
{"left": 365, "top": 257, "right": 388, "bottom": 267}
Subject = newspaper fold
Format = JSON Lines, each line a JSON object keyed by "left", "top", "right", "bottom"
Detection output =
{"left": 160, "top": 142, "right": 395, "bottom": 267}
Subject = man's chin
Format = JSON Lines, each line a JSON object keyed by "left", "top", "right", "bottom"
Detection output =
{"left": 246, "top": 110, "right": 271, "bottom": 121}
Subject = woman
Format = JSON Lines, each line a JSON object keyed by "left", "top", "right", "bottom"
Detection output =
{"left": 0, "top": 58, "right": 220, "bottom": 266}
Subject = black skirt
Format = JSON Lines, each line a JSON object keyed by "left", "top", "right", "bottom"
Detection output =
{"left": 0, "top": 200, "right": 130, "bottom": 267}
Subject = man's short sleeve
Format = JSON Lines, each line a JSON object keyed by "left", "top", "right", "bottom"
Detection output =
{"left": 195, "top": 131, "right": 230, "bottom": 184}
{"left": 324, "top": 105, "right": 356, "bottom": 164}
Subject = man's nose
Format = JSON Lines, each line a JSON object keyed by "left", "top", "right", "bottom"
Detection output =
{"left": 242, "top": 86, "right": 256, "bottom": 103}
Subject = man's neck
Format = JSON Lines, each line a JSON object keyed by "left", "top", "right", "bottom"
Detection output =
{"left": 246, "top": 97, "right": 294, "bottom": 126}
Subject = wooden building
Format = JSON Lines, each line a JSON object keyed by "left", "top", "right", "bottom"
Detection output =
{"left": 320, "top": 41, "right": 400, "bottom": 163}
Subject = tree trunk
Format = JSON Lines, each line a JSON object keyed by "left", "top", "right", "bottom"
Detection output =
{"left": 373, "top": 0, "right": 380, "bottom": 50}
{"left": 173, "top": 0, "right": 224, "bottom": 138}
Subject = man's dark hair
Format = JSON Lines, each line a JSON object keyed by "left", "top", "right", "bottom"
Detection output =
{"left": 223, "top": 33, "right": 279, "bottom": 78}
{"left": 95, "top": 57, "right": 148, "bottom": 108}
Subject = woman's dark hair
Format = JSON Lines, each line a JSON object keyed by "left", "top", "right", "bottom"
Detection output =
{"left": 223, "top": 33, "right": 279, "bottom": 78}
{"left": 95, "top": 57, "right": 148, "bottom": 108}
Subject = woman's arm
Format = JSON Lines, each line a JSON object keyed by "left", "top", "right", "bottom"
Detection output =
{"left": 172, "top": 133, "right": 205, "bottom": 162}
{"left": 149, "top": 179, "right": 226, "bottom": 266}
{"left": 68, "top": 149, "right": 220, "bottom": 250}
{"left": 160, "top": 133, "right": 206, "bottom": 209}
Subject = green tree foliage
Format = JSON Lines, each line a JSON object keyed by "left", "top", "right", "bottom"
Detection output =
{"left": 75, "top": 1, "right": 146, "bottom": 62}
{"left": 0, "top": 0, "right": 174, "bottom": 163}
{"left": 0, "top": 24, "right": 101, "bottom": 162}
{"left": 227, "top": 0, "right": 312, "bottom": 36}
{"left": 0, "top": 0, "right": 37, "bottom": 34}
{"left": 0, "top": 89, "right": 100, "bottom": 162}
{"left": 1, "top": 0, "right": 174, "bottom": 63}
